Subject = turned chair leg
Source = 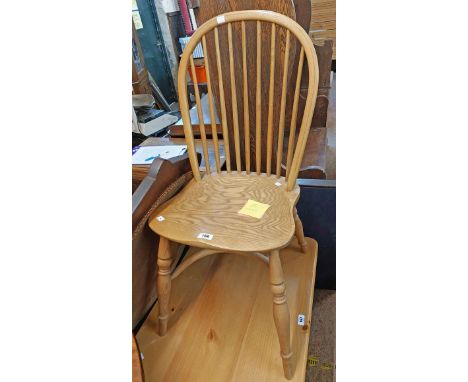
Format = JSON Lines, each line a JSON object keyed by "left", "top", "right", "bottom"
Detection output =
{"left": 293, "top": 208, "right": 307, "bottom": 253}
{"left": 156, "top": 237, "right": 172, "bottom": 336}
{"left": 269, "top": 250, "right": 293, "bottom": 380}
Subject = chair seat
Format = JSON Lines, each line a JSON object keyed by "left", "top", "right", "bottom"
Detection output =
{"left": 149, "top": 172, "right": 300, "bottom": 253}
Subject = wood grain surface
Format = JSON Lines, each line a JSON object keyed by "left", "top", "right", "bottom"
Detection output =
{"left": 136, "top": 237, "right": 318, "bottom": 382}
{"left": 198, "top": 2, "right": 298, "bottom": 172}
{"left": 149, "top": 172, "right": 300, "bottom": 252}
{"left": 177, "top": 10, "right": 319, "bottom": 190}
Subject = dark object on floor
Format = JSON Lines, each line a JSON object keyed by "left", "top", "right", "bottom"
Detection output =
{"left": 297, "top": 179, "right": 336, "bottom": 289}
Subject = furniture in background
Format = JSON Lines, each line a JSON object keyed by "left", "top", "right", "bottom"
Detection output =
{"left": 148, "top": 11, "right": 319, "bottom": 379}
{"left": 132, "top": 154, "right": 196, "bottom": 330}
{"left": 132, "top": 136, "right": 225, "bottom": 192}
{"left": 310, "top": 0, "right": 336, "bottom": 59}
{"left": 197, "top": 0, "right": 333, "bottom": 179}
{"left": 132, "top": 20, "right": 153, "bottom": 96}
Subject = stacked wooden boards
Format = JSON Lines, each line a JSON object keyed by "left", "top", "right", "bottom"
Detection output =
{"left": 310, "top": 0, "right": 336, "bottom": 59}
{"left": 136, "top": 237, "right": 318, "bottom": 381}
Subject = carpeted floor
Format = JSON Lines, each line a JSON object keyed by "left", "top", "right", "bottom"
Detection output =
{"left": 305, "top": 289, "right": 336, "bottom": 382}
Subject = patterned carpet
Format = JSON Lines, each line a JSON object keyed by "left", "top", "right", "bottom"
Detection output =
{"left": 305, "top": 289, "right": 336, "bottom": 382}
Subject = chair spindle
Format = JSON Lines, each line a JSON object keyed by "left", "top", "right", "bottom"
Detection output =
{"left": 266, "top": 23, "right": 276, "bottom": 176}
{"left": 276, "top": 30, "right": 290, "bottom": 178}
{"left": 285, "top": 47, "right": 304, "bottom": 180}
{"left": 255, "top": 20, "right": 262, "bottom": 175}
{"left": 214, "top": 26, "right": 231, "bottom": 173}
{"left": 228, "top": 22, "right": 242, "bottom": 173}
{"left": 189, "top": 55, "right": 210, "bottom": 174}
{"left": 202, "top": 36, "right": 221, "bottom": 173}
{"left": 241, "top": 21, "right": 250, "bottom": 174}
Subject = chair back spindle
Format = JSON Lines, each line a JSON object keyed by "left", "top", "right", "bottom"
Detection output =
{"left": 177, "top": 10, "right": 318, "bottom": 191}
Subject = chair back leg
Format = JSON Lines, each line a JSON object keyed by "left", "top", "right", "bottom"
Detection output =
{"left": 269, "top": 249, "right": 293, "bottom": 379}
{"left": 293, "top": 207, "right": 308, "bottom": 253}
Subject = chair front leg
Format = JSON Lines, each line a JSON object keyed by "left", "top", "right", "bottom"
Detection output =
{"left": 269, "top": 250, "right": 293, "bottom": 379}
{"left": 293, "top": 207, "right": 307, "bottom": 253}
{"left": 156, "top": 236, "right": 172, "bottom": 336}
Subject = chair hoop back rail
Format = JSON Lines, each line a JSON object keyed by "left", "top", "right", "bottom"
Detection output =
{"left": 150, "top": 10, "right": 318, "bottom": 380}
{"left": 178, "top": 10, "right": 319, "bottom": 191}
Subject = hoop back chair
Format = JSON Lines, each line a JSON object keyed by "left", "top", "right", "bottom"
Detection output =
{"left": 148, "top": 10, "right": 318, "bottom": 379}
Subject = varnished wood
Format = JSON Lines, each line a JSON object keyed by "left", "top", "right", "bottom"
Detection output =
{"left": 276, "top": 29, "right": 291, "bottom": 177}
{"left": 266, "top": 23, "right": 276, "bottom": 176}
{"left": 256, "top": 20, "right": 262, "bottom": 174}
{"left": 201, "top": 36, "right": 222, "bottom": 172}
{"left": 198, "top": 2, "right": 297, "bottom": 172}
{"left": 213, "top": 27, "right": 231, "bottom": 172}
{"left": 293, "top": 207, "right": 307, "bottom": 253}
{"left": 163, "top": 11, "right": 319, "bottom": 378}
{"left": 285, "top": 47, "right": 305, "bottom": 180}
{"left": 136, "top": 238, "right": 318, "bottom": 382}
{"left": 171, "top": 248, "right": 268, "bottom": 280}
{"left": 228, "top": 22, "right": 241, "bottom": 172}
{"left": 269, "top": 249, "right": 293, "bottom": 379}
{"left": 149, "top": 173, "right": 300, "bottom": 253}
{"left": 176, "top": 10, "right": 318, "bottom": 188}
{"left": 189, "top": 55, "right": 210, "bottom": 174}
{"left": 156, "top": 237, "right": 172, "bottom": 336}
{"left": 241, "top": 21, "right": 250, "bottom": 174}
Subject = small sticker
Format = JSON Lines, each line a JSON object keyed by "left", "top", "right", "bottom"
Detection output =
{"left": 321, "top": 362, "right": 334, "bottom": 370}
{"left": 238, "top": 199, "right": 270, "bottom": 219}
{"left": 216, "top": 15, "right": 225, "bottom": 24}
{"left": 308, "top": 356, "right": 319, "bottom": 367}
{"left": 156, "top": 216, "right": 165, "bottom": 222}
{"left": 197, "top": 233, "right": 213, "bottom": 240}
{"left": 275, "top": 181, "right": 282, "bottom": 186}
{"left": 140, "top": 352, "right": 144, "bottom": 360}
{"left": 297, "top": 314, "right": 305, "bottom": 326}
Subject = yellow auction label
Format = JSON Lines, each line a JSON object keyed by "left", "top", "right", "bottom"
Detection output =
{"left": 238, "top": 199, "right": 270, "bottom": 219}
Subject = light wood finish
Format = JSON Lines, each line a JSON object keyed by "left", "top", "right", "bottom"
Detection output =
{"left": 285, "top": 47, "right": 305, "bottom": 179}
{"left": 227, "top": 22, "right": 242, "bottom": 172}
{"left": 293, "top": 207, "right": 308, "bottom": 253}
{"left": 137, "top": 238, "right": 318, "bottom": 382}
{"left": 276, "top": 29, "right": 291, "bottom": 177}
{"left": 189, "top": 56, "right": 210, "bottom": 174}
{"left": 150, "top": 173, "right": 300, "bottom": 253}
{"left": 266, "top": 23, "right": 276, "bottom": 176}
{"left": 177, "top": 10, "right": 319, "bottom": 189}
{"left": 255, "top": 20, "right": 262, "bottom": 175}
{"left": 198, "top": 2, "right": 297, "bottom": 173}
{"left": 270, "top": 249, "right": 293, "bottom": 379}
{"left": 156, "top": 236, "right": 172, "bottom": 336}
{"left": 213, "top": 26, "right": 231, "bottom": 172}
{"left": 241, "top": 21, "right": 250, "bottom": 174}
{"left": 156, "top": 11, "right": 318, "bottom": 378}
{"left": 171, "top": 248, "right": 269, "bottom": 280}
{"left": 201, "top": 36, "right": 222, "bottom": 172}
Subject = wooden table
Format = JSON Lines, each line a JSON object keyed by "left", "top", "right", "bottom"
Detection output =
{"left": 132, "top": 137, "right": 225, "bottom": 190}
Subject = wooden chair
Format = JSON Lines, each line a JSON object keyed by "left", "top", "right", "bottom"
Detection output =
{"left": 148, "top": 10, "right": 318, "bottom": 380}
